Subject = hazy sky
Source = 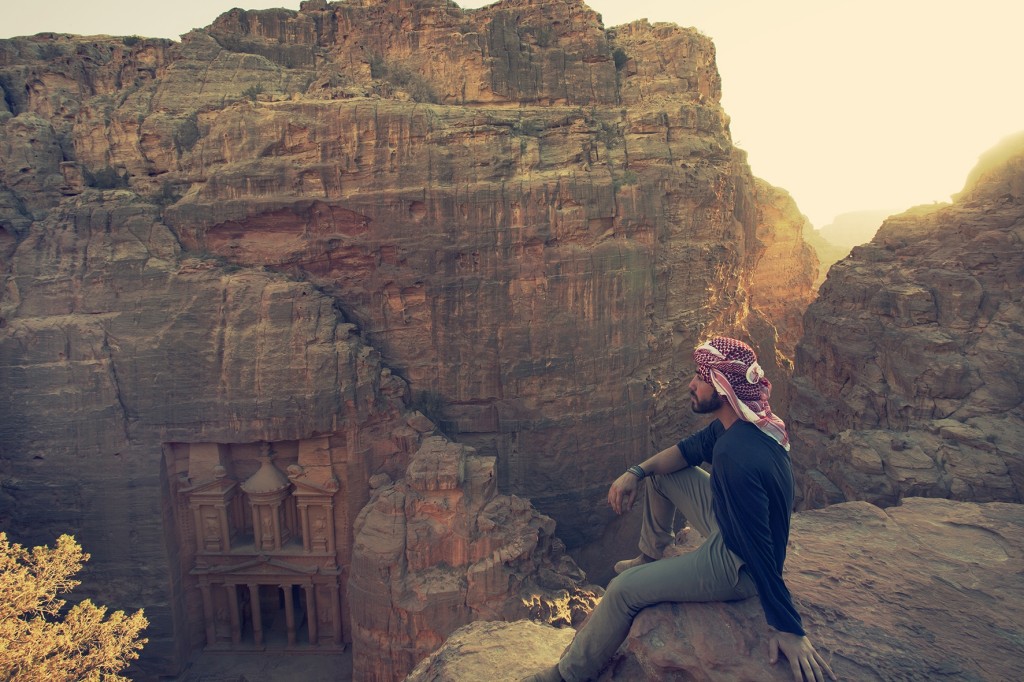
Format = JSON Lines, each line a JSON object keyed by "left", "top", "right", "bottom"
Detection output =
{"left": 4, "top": 0, "right": 1022, "bottom": 227}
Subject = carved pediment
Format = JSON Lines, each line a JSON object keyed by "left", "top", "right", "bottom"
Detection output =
{"left": 192, "top": 554, "right": 339, "bottom": 578}
{"left": 179, "top": 475, "right": 237, "bottom": 497}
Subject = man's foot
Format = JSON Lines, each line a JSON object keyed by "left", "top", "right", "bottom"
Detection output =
{"left": 520, "top": 664, "right": 563, "bottom": 682}
{"left": 613, "top": 554, "right": 655, "bottom": 574}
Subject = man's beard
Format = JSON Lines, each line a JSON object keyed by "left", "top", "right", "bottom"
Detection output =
{"left": 691, "top": 391, "right": 723, "bottom": 414}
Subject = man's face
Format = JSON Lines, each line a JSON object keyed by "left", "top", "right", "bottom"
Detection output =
{"left": 689, "top": 373, "right": 723, "bottom": 414}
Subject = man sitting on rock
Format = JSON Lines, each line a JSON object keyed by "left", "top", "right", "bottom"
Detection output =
{"left": 523, "top": 337, "right": 835, "bottom": 682}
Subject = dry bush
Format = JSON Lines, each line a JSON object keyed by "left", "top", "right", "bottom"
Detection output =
{"left": 0, "top": 533, "right": 148, "bottom": 682}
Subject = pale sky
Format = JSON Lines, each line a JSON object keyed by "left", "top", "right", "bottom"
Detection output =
{"left": 3, "top": 0, "right": 1022, "bottom": 228}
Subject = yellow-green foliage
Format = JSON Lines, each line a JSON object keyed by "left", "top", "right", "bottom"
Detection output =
{"left": 0, "top": 533, "right": 148, "bottom": 682}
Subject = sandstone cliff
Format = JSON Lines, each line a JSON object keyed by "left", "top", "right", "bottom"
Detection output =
{"left": 0, "top": 190, "right": 419, "bottom": 675}
{"left": 0, "top": 1, "right": 820, "bottom": 676}
{"left": 808, "top": 209, "right": 894, "bottom": 289}
{"left": 751, "top": 179, "right": 819, "bottom": 361}
{"left": 408, "top": 498, "right": 1024, "bottom": 682}
{"left": 790, "top": 132, "right": 1024, "bottom": 508}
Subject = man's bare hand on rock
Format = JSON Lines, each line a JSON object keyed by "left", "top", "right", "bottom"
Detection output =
{"left": 769, "top": 630, "right": 836, "bottom": 682}
{"left": 607, "top": 473, "right": 639, "bottom": 515}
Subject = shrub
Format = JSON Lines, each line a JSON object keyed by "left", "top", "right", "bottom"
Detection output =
{"left": 612, "top": 47, "right": 629, "bottom": 71}
{"left": 242, "top": 83, "right": 265, "bottom": 102}
{"left": 0, "top": 533, "right": 148, "bottom": 682}
{"left": 369, "top": 56, "right": 439, "bottom": 104}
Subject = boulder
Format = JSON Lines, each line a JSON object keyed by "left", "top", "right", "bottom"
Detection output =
{"left": 350, "top": 436, "right": 600, "bottom": 681}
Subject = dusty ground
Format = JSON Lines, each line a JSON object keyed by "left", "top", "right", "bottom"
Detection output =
{"left": 172, "top": 649, "right": 352, "bottom": 682}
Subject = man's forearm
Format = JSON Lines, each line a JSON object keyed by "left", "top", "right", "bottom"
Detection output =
{"left": 634, "top": 444, "right": 688, "bottom": 476}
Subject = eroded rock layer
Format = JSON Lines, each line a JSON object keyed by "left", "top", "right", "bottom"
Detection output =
{"left": 409, "top": 498, "right": 1024, "bottom": 682}
{"left": 790, "top": 133, "right": 1024, "bottom": 508}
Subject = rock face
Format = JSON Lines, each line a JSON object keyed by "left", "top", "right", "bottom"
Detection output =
{"left": 0, "top": 190, "right": 422, "bottom": 675}
{"left": 1, "top": 0, "right": 817, "bottom": 562}
{"left": 408, "top": 619, "right": 576, "bottom": 682}
{"left": 807, "top": 209, "right": 894, "bottom": 290}
{"left": 790, "top": 133, "right": 1024, "bottom": 509}
{"left": 751, "top": 179, "right": 820, "bottom": 362}
{"left": 0, "top": 1, "right": 820, "bottom": 676}
{"left": 349, "top": 436, "right": 599, "bottom": 681}
{"left": 408, "top": 498, "right": 1024, "bottom": 682}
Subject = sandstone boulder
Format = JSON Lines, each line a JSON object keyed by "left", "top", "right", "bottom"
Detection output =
{"left": 408, "top": 498, "right": 1024, "bottom": 682}
{"left": 349, "top": 435, "right": 600, "bottom": 681}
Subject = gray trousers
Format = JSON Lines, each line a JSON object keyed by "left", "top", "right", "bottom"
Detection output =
{"left": 558, "top": 467, "right": 758, "bottom": 682}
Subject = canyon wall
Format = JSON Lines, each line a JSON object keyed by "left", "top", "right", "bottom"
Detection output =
{"left": 790, "top": 132, "right": 1024, "bottom": 508}
{"left": 751, "top": 179, "right": 819, "bottom": 362}
{"left": 0, "top": 0, "right": 819, "bottom": 675}
{"left": 0, "top": 189, "right": 420, "bottom": 674}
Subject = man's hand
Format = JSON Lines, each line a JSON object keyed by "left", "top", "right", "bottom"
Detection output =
{"left": 768, "top": 630, "right": 836, "bottom": 682}
{"left": 607, "top": 472, "right": 640, "bottom": 515}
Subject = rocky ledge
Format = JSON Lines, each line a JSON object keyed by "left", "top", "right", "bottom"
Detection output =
{"left": 408, "top": 497, "right": 1024, "bottom": 681}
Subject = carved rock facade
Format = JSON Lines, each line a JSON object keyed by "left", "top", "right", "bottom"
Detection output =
{"left": 0, "top": 191, "right": 423, "bottom": 674}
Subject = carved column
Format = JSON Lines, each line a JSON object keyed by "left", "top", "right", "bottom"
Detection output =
{"left": 249, "top": 584, "right": 263, "bottom": 646}
{"left": 199, "top": 583, "right": 216, "bottom": 646}
{"left": 282, "top": 585, "right": 297, "bottom": 646}
{"left": 304, "top": 584, "right": 319, "bottom": 645}
{"left": 329, "top": 584, "right": 343, "bottom": 645}
{"left": 299, "top": 504, "right": 312, "bottom": 552}
{"left": 182, "top": 466, "right": 236, "bottom": 554}
{"left": 289, "top": 463, "right": 340, "bottom": 557}
{"left": 226, "top": 585, "right": 241, "bottom": 645}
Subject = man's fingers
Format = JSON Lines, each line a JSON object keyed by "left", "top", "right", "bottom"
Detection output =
{"left": 807, "top": 657, "right": 824, "bottom": 682}
{"left": 814, "top": 650, "right": 837, "bottom": 680}
{"left": 788, "top": 655, "right": 802, "bottom": 682}
{"left": 768, "top": 637, "right": 778, "bottom": 664}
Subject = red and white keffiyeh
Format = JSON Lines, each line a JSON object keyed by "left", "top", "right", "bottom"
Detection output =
{"left": 692, "top": 337, "right": 790, "bottom": 450}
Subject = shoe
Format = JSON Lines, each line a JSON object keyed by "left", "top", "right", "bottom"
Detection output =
{"left": 613, "top": 554, "right": 655, "bottom": 574}
{"left": 520, "top": 664, "right": 563, "bottom": 682}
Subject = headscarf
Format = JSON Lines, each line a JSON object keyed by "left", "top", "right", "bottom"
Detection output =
{"left": 692, "top": 336, "right": 790, "bottom": 450}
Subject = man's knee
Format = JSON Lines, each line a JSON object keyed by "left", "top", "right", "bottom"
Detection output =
{"left": 603, "top": 572, "right": 647, "bottom": 617}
